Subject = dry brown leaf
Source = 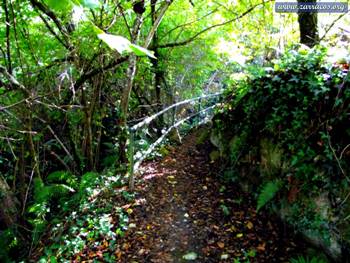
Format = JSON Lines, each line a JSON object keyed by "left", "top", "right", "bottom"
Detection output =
{"left": 217, "top": 241, "right": 225, "bottom": 249}
{"left": 257, "top": 242, "right": 266, "bottom": 251}
{"left": 246, "top": 221, "right": 254, "bottom": 229}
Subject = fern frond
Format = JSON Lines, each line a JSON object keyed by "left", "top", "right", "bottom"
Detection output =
{"left": 47, "top": 170, "right": 78, "bottom": 189}
{"left": 32, "top": 179, "right": 75, "bottom": 208}
{"left": 46, "top": 184, "right": 75, "bottom": 199}
{"left": 256, "top": 180, "right": 282, "bottom": 212}
{"left": 47, "top": 171, "right": 71, "bottom": 183}
{"left": 33, "top": 178, "right": 46, "bottom": 203}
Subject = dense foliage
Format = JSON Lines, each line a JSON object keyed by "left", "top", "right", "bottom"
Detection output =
{"left": 213, "top": 46, "right": 350, "bottom": 256}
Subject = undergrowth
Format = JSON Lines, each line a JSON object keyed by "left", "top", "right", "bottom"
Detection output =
{"left": 0, "top": 168, "right": 134, "bottom": 262}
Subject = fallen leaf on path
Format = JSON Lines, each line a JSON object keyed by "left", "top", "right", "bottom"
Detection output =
{"left": 246, "top": 221, "right": 254, "bottom": 229}
{"left": 236, "top": 233, "right": 243, "bottom": 238}
{"left": 183, "top": 252, "right": 198, "bottom": 260}
{"left": 217, "top": 241, "right": 225, "bottom": 249}
{"left": 257, "top": 242, "right": 266, "bottom": 251}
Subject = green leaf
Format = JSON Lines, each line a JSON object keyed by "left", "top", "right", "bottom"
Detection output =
{"left": 97, "top": 33, "right": 156, "bottom": 59}
{"left": 0, "top": 87, "right": 5, "bottom": 95}
{"left": 81, "top": 0, "right": 100, "bottom": 9}
{"left": 183, "top": 252, "right": 198, "bottom": 260}
{"left": 130, "top": 44, "right": 156, "bottom": 59}
{"left": 50, "top": 256, "right": 58, "bottom": 263}
{"left": 97, "top": 33, "right": 131, "bottom": 55}
{"left": 45, "top": 0, "right": 72, "bottom": 11}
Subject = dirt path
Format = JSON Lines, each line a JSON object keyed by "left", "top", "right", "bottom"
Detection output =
{"left": 116, "top": 130, "right": 305, "bottom": 262}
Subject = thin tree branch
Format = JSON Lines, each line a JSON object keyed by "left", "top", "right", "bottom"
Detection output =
{"left": 159, "top": 8, "right": 218, "bottom": 41}
{"left": 144, "top": 0, "right": 173, "bottom": 48}
{"left": 74, "top": 56, "right": 128, "bottom": 89}
{"left": 340, "top": 144, "right": 350, "bottom": 160}
{"left": 46, "top": 125, "right": 74, "bottom": 162}
{"left": 117, "top": 3, "right": 132, "bottom": 39}
{"left": 157, "top": 0, "right": 271, "bottom": 48}
{"left": 320, "top": 13, "right": 348, "bottom": 41}
{"left": 38, "top": 13, "right": 70, "bottom": 50}
{"left": 2, "top": 0, "right": 12, "bottom": 73}
{"left": 29, "top": 0, "right": 72, "bottom": 50}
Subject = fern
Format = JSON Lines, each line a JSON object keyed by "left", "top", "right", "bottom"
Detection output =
{"left": 256, "top": 180, "right": 282, "bottom": 212}
{"left": 46, "top": 184, "right": 75, "bottom": 199}
{"left": 47, "top": 170, "right": 69, "bottom": 182}
{"left": 33, "top": 178, "right": 46, "bottom": 203}
{"left": 47, "top": 170, "right": 78, "bottom": 189}
{"left": 33, "top": 178, "right": 74, "bottom": 204}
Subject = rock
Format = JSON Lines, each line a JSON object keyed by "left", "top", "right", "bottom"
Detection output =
{"left": 303, "top": 230, "right": 342, "bottom": 262}
{"left": 260, "top": 139, "right": 283, "bottom": 176}
{"left": 210, "top": 129, "right": 226, "bottom": 154}
{"left": 278, "top": 192, "right": 342, "bottom": 262}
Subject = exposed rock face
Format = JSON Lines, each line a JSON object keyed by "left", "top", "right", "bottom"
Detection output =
{"left": 210, "top": 132, "right": 344, "bottom": 262}
{"left": 259, "top": 139, "right": 283, "bottom": 176}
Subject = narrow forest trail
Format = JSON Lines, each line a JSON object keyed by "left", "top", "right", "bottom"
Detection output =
{"left": 115, "top": 129, "right": 305, "bottom": 262}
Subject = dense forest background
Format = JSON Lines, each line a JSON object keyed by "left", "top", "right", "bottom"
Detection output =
{"left": 0, "top": 0, "right": 349, "bottom": 262}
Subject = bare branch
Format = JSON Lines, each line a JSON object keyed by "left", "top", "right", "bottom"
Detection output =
{"left": 131, "top": 92, "right": 222, "bottom": 131}
{"left": 46, "top": 125, "right": 74, "bottom": 162}
{"left": 320, "top": 13, "right": 348, "bottom": 41}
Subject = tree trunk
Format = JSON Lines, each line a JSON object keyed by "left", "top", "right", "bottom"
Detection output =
{"left": 151, "top": 0, "right": 163, "bottom": 136}
{"left": 118, "top": 0, "right": 172, "bottom": 166}
{"left": 0, "top": 176, "right": 18, "bottom": 228}
{"left": 297, "top": 0, "right": 319, "bottom": 47}
{"left": 119, "top": 54, "right": 138, "bottom": 164}
{"left": 118, "top": 12, "right": 143, "bottom": 164}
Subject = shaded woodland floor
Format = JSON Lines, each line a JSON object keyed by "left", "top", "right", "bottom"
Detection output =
{"left": 100, "top": 129, "right": 307, "bottom": 262}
